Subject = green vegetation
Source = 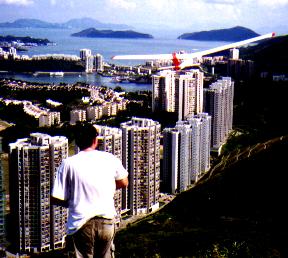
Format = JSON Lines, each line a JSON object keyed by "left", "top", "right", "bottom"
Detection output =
{"left": 0, "top": 59, "right": 85, "bottom": 72}
{"left": 222, "top": 79, "right": 288, "bottom": 155}
{"left": 0, "top": 35, "right": 51, "bottom": 45}
{"left": 114, "top": 136, "right": 288, "bottom": 257}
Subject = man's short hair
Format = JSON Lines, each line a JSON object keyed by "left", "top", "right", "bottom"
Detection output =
{"left": 75, "top": 123, "right": 98, "bottom": 151}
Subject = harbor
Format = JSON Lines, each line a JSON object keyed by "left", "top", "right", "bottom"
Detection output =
{"left": 0, "top": 71, "right": 152, "bottom": 92}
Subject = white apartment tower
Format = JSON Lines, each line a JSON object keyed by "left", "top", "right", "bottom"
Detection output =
{"left": 203, "top": 77, "right": 234, "bottom": 150}
{"left": 152, "top": 70, "right": 203, "bottom": 120}
{"left": 152, "top": 70, "right": 176, "bottom": 112}
{"left": 121, "top": 118, "right": 161, "bottom": 215}
{"left": 94, "top": 54, "right": 104, "bottom": 72}
{"left": 163, "top": 113, "right": 211, "bottom": 194}
{"left": 80, "top": 49, "right": 92, "bottom": 61}
{"left": 39, "top": 112, "right": 61, "bottom": 127}
{"left": 85, "top": 55, "right": 94, "bottom": 73}
{"left": 70, "top": 109, "right": 86, "bottom": 124}
{"left": 176, "top": 70, "right": 204, "bottom": 120}
{"left": 9, "top": 133, "right": 68, "bottom": 254}
{"left": 230, "top": 48, "right": 240, "bottom": 60}
{"left": 86, "top": 106, "right": 103, "bottom": 121}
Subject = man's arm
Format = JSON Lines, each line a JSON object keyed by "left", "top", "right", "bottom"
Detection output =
{"left": 51, "top": 195, "right": 69, "bottom": 208}
{"left": 116, "top": 177, "right": 128, "bottom": 189}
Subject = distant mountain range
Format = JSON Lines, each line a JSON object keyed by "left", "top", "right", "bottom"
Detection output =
{"left": 178, "top": 26, "right": 259, "bottom": 41}
{"left": 71, "top": 28, "right": 153, "bottom": 39}
{"left": 0, "top": 18, "right": 132, "bottom": 30}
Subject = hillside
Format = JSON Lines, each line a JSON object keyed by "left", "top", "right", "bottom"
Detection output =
{"left": 113, "top": 34, "right": 288, "bottom": 256}
{"left": 240, "top": 34, "right": 288, "bottom": 73}
{"left": 178, "top": 26, "right": 259, "bottom": 41}
{"left": 71, "top": 28, "right": 153, "bottom": 39}
{"left": 114, "top": 135, "right": 288, "bottom": 257}
{"left": 0, "top": 18, "right": 132, "bottom": 30}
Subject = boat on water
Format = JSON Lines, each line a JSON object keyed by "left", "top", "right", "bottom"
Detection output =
{"left": 111, "top": 76, "right": 121, "bottom": 83}
{"left": 50, "top": 71, "right": 64, "bottom": 77}
{"left": 111, "top": 76, "right": 130, "bottom": 83}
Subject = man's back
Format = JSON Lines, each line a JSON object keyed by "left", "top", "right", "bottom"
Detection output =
{"left": 52, "top": 123, "right": 128, "bottom": 257}
{"left": 53, "top": 150, "right": 128, "bottom": 234}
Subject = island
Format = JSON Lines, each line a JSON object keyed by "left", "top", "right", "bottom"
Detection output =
{"left": 71, "top": 28, "right": 153, "bottom": 39}
{"left": 177, "top": 26, "right": 259, "bottom": 41}
{"left": 0, "top": 35, "right": 54, "bottom": 52}
{"left": 0, "top": 35, "right": 53, "bottom": 46}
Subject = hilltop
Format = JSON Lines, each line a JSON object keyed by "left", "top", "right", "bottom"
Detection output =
{"left": 114, "top": 135, "right": 288, "bottom": 257}
{"left": 178, "top": 26, "right": 259, "bottom": 41}
{"left": 71, "top": 28, "right": 153, "bottom": 39}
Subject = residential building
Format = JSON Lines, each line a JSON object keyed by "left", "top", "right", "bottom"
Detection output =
{"left": 85, "top": 55, "right": 94, "bottom": 73}
{"left": 152, "top": 69, "right": 204, "bottom": 120}
{"left": 9, "top": 133, "right": 68, "bottom": 254}
{"left": 229, "top": 48, "right": 239, "bottom": 60}
{"left": 79, "top": 49, "right": 92, "bottom": 61}
{"left": 39, "top": 112, "right": 61, "bottom": 127}
{"left": 203, "top": 77, "right": 234, "bottom": 150}
{"left": 121, "top": 118, "right": 161, "bottom": 215}
{"left": 86, "top": 106, "right": 103, "bottom": 121}
{"left": 70, "top": 109, "right": 86, "bottom": 124}
{"left": 152, "top": 70, "right": 175, "bottom": 112}
{"left": 163, "top": 113, "right": 211, "bottom": 194}
{"left": 94, "top": 54, "right": 104, "bottom": 72}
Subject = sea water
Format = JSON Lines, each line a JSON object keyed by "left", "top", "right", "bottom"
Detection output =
{"left": 0, "top": 28, "right": 226, "bottom": 91}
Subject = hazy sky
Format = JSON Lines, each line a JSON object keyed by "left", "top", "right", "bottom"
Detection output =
{"left": 0, "top": 0, "right": 287, "bottom": 34}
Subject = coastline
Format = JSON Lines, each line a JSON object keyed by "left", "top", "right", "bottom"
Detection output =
{"left": 0, "top": 71, "right": 152, "bottom": 92}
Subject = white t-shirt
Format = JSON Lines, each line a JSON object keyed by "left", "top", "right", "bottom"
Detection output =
{"left": 52, "top": 150, "right": 128, "bottom": 234}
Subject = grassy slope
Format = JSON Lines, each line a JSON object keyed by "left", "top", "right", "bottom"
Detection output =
{"left": 115, "top": 136, "right": 288, "bottom": 257}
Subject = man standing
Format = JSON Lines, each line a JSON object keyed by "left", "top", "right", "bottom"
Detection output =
{"left": 51, "top": 124, "right": 128, "bottom": 257}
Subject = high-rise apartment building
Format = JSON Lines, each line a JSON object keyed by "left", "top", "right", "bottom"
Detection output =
{"left": 203, "top": 77, "right": 234, "bottom": 150}
{"left": 86, "top": 106, "right": 103, "bottom": 121}
{"left": 39, "top": 112, "right": 61, "bottom": 127}
{"left": 79, "top": 49, "right": 92, "bottom": 61}
{"left": 176, "top": 70, "right": 204, "bottom": 120}
{"left": 9, "top": 133, "right": 68, "bottom": 254}
{"left": 121, "top": 118, "right": 161, "bottom": 215}
{"left": 152, "top": 70, "right": 176, "bottom": 112}
{"left": 85, "top": 55, "right": 94, "bottom": 73}
{"left": 229, "top": 48, "right": 239, "bottom": 60}
{"left": 152, "top": 69, "right": 203, "bottom": 120}
{"left": 70, "top": 109, "right": 86, "bottom": 124}
{"left": 94, "top": 54, "right": 104, "bottom": 72}
{"left": 163, "top": 113, "right": 211, "bottom": 194}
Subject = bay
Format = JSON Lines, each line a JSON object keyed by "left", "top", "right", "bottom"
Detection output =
{"left": 0, "top": 28, "right": 226, "bottom": 91}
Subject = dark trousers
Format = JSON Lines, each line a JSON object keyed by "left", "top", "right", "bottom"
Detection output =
{"left": 66, "top": 217, "right": 115, "bottom": 258}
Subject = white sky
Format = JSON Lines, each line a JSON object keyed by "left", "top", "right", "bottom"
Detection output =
{"left": 0, "top": 0, "right": 287, "bottom": 34}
